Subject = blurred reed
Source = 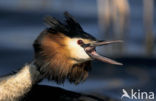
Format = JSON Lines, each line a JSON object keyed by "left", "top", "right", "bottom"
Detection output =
{"left": 143, "top": 0, "right": 155, "bottom": 57}
{"left": 97, "top": 0, "right": 130, "bottom": 57}
{"left": 97, "top": 0, "right": 155, "bottom": 57}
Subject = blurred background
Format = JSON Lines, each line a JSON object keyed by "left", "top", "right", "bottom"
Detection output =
{"left": 0, "top": 0, "right": 156, "bottom": 100}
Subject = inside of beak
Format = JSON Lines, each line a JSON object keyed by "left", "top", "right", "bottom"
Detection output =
{"left": 83, "top": 40, "right": 123, "bottom": 65}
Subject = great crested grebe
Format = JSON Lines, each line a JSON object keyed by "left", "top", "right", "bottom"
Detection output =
{"left": 0, "top": 12, "right": 122, "bottom": 101}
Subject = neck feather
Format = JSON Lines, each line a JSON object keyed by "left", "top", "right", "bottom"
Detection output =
{"left": 0, "top": 63, "right": 43, "bottom": 101}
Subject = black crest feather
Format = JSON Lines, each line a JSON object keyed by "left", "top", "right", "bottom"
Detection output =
{"left": 44, "top": 11, "right": 96, "bottom": 40}
{"left": 44, "top": 16, "right": 68, "bottom": 33}
{"left": 64, "top": 11, "right": 83, "bottom": 32}
{"left": 44, "top": 11, "right": 83, "bottom": 33}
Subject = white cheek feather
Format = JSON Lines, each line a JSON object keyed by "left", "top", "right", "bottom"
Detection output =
{"left": 67, "top": 39, "right": 91, "bottom": 61}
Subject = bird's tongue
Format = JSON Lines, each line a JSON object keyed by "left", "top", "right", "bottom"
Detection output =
{"left": 88, "top": 50, "right": 123, "bottom": 65}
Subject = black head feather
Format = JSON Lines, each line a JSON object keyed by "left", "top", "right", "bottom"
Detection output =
{"left": 44, "top": 12, "right": 96, "bottom": 40}
{"left": 64, "top": 11, "right": 83, "bottom": 32}
{"left": 44, "top": 16, "right": 68, "bottom": 33}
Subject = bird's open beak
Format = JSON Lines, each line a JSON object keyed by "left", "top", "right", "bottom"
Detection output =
{"left": 82, "top": 40, "right": 123, "bottom": 65}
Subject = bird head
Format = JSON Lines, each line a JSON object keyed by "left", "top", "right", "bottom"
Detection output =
{"left": 33, "top": 12, "right": 122, "bottom": 84}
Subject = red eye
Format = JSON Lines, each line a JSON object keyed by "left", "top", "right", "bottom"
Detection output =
{"left": 77, "top": 40, "right": 83, "bottom": 45}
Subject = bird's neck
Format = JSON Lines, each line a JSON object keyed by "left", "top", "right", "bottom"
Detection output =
{"left": 0, "top": 63, "right": 43, "bottom": 101}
